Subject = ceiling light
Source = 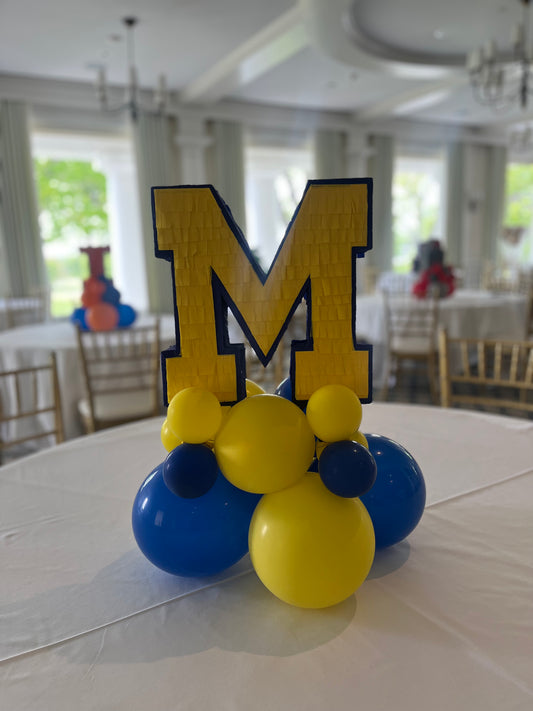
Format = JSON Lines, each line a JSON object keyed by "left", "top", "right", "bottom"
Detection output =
{"left": 467, "top": 0, "right": 533, "bottom": 110}
{"left": 95, "top": 17, "right": 168, "bottom": 121}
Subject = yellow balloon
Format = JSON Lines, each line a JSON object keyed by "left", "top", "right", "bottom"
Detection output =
{"left": 214, "top": 394, "right": 315, "bottom": 494}
{"left": 315, "top": 439, "right": 327, "bottom": 459}
{"left": 246, "top": 379, "right": 266, "bottom": 396}
{"left": 249, "top": 473, "right": 375, "bottom": 608}
{"left": 161, "top": 418, "right": 182, "bottom": 452}
{"left": 167, "top": 387, "right": 222, "bottom": 444}
{"left": 306, "top": 384, "right": 363, "bottom": 442}
{"left": 351, "top": 429, "right": 369, "bottom": 449}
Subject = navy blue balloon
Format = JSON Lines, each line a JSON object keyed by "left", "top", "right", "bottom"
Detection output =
{"left": 163, "top": 443, "right": 218, "bottom": 498}
{"left": 101, "top": 281, "right": 121, "bottom": 306}
{"left": 275, "top": 377, "right": 293, "bottom": 401}
{"left": 132, "top": 463, "right": 261, "bottom": 577}
{"left": 319, "top": 440, "right": 377, "bottom": 498}
{"left": 70, "top": 307, "right": 89, "bottom": 330}
{"left": 117, "top": 303, "right": 137, "bottom": 327}
{"left": 361, "top": 434, "right": 426, "bottom": 549}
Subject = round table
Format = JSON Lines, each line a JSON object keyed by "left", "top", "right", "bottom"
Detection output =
{"left": 1, "top": 403, "right": 532, "bottom": 710}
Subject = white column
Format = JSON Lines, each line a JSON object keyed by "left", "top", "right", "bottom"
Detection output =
{"left": 346, "top": 127, "right": 371, "bottom": 177}
{"left": 98, "top": 145, "right": 149, "bottom": 312}
{"left": 175, "top": 112, "right": 211, "bottom": 184}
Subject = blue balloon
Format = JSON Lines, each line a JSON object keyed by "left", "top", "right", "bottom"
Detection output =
{"left": 319, "top": 440, "right": 377, "bottom": 498}
{"left": 132, "top": 463, "right": 261, "bottom": 577}
{"left": 275, "top": 377, "right": 293, "bottom": 401}
{"left": 117, "top": 303, "right": 137, "bottom": 327}
{"left": 70, "top": 307, "right": 89, "bottom": 330}
{"left": 101, "top": 282, "right": 121, "bottom": 306}
{"left": 361, "top": 434, "right": 426, "bottom": 549}
{"left": 163, "top": 443, "right": 218, "bottom": 498}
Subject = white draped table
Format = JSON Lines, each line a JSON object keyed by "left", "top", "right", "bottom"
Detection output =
{"left": 1, "top": 403, "right": 532, "bottom": 710}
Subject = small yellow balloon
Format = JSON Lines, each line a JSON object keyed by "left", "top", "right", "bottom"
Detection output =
{"left": 214, "top": 394, "right": 315, "bottom": 494}
{"left": 316, "top": 439, "right": 327, "bottom": 459}
{"left": 351, "top": 429, "right": 369, "bottom": 449}
{"left": 161, "top": 418, "right": 182, "bottom": 452}
{"left": 249, "top": 473, "right": 375, "bottom": 608}
{"left": 167, "top": 387, "right": 222, "bottom": 444}
{"left": 246, "top": 379, "right": 266, "bottom": 396}
{"left": 306, "top": 384, "right": 363, "bottom": 442}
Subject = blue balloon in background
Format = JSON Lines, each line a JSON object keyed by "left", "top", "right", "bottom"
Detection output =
{"left": 70, "top": 307, "right": 89, "bottom": 330}
{"left": 132, "top": 463, "right": 261, "bottom": 577}
{"left": 117, "top": 303, "right": 137, "bottom": 327}
{"left": 101, "top": 280, "right": 121, "bottom": 306}
{"left": 319, "top": 440, "right": 377, "bottom": 498}
{"left": 361, "top": 434, "right": 426, "bottom": 549}
{"left": 163, "top": 443, "right": 218, "bottom": 499}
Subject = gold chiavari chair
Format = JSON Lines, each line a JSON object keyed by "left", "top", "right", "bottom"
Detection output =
{"left": 75, "top": 320, "right": 161, "bottom": 433}
{"left": 438, "top": 328, "right": 533, "bottom": 417}
{"left": 4, "top": 289, "right": 49, "bottom": 329}
{"left": 380, "top": 290, "right": 440, "bottom": 403}
{"left": 0, "top": 353, "right": 64, "bottom": 465}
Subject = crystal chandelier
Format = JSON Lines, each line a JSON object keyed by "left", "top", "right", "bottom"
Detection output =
{"left": 96, "top": 17, "right": 168, "bottom": 121}
{"left": 467, "top": 0, "right": 533, "bottom": 110}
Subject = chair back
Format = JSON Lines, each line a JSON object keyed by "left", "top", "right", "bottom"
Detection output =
{"left": 75, "top": 320, "right": 161, "bottom": 432}
{"left": 4, "top": 292, "right": 48, "bottom": 329}
{"left": 0, "top": 353, "right": 64, "bottom": 464}
{"left": 525, "top": 288, "right": 533, "bottom": 340}
{"left": 383, "top": 291, "right": 439, "bottom": 356}
{"left": 438, "top": 328, "right": 533, "bottom": 417}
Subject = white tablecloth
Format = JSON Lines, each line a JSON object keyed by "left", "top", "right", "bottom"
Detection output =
{"left": 355, "top": 289, "right": 528, "bottom": 386}
{"left": 0, "top": 315, "right": 178, "bottom": 440}
{"left": 1, "top": 403, "right": 532, "bottom": 710}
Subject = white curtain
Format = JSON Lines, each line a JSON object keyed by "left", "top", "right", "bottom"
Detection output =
{"left": 208, "top": 120, "right": 246, "bottom": 232}
{"left": 445, "top": 141, "right": 465, "bottom": 268}
{"left": 367, "top": 134, "right": 394, "bottom": 272}
{"left": 132, "top": 113, "right": 180, "bottom": 314}
{"left": 483, "top": 144, "right": 507, "bottom": 263}
{"left": 314, "top": 129, "right": 347, "bottom": 179}
{"left": 0, "top": 100, "right": 46, "bottom": 296}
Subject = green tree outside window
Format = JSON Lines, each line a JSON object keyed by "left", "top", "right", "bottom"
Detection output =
{"left": 34, "top": 159, "right": 110, "bottom": 317}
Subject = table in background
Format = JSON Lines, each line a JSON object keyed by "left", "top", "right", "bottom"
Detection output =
{"left": 0, "top": 315, "right": 177, "bottom": 439}
{"left": 355, "top": 289, "right": 528, "bottom": 387}
{"left": 1, "top": 403, "right": 532, "bottom": 710}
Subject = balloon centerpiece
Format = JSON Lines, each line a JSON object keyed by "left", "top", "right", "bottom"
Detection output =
{"left": 70, "top": 246, "right": 137, "bottom": 331}
{"left": 132, "top": 180, "right": 426, "bottom": 609}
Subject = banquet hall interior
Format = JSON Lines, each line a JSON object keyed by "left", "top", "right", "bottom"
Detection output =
{"left": 1, "top": 0, "right": 533, "bottom": 449}
{"left": 2, "top": 4, "right": 533, "bottom": 711}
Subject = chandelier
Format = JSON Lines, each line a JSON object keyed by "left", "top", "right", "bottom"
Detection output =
{"left": 467, "top": 0, "right": 533, "bottom": 110}
{"left": 96, "top": 17, "right": 168, "bottom": 121}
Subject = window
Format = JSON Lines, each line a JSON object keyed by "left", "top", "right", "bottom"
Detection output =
{"left": 501, "top": 162, "right": 533, "bottom": 269}
{"left": 32, "top": 132, "right": 147, "bottom": 317}
{"left": 34, "top": 155, "right": 109, "bottom": 317}
{"left": 392, "top": 150, "right": 446, "bottom": 272}
{"left": 244, "top": 134, "right": 314, "bottom": 271}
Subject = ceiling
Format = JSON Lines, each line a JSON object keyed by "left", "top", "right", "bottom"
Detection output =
{"left": 1, "top": 0, "right": 532, "bottom": 130}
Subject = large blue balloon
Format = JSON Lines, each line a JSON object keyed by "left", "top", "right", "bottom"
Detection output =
{"left": 117, "top": 303, "right": 137, "bottom": 327}
{"left": 361, "top": 434, "right": 426, "bottom": 549}
{"left": 132, "top": 463, "right": 261, "bottom": 577}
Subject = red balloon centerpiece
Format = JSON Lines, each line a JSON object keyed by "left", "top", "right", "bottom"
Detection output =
{"left": 70, "top": 246, "right": 136, "bottom": 331}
